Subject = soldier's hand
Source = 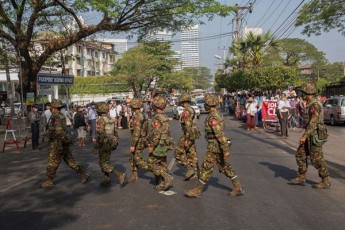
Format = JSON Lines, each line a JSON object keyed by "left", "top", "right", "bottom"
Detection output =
{"left": 223, "top": 151, "right": 230, "bottom": 160}
{"left": 148, "top": 146, "right": 153, "bottom": 153}
{"left": 299, "top": 136, "right": 306, "bottom": 145}
{"left": 184, "top": 140, "right": 189, "bottom": 147}
{"left": 130, "top": 146, "right": 135, "bottom": 152}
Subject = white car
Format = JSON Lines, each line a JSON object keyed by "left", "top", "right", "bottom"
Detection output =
{"left": 172, "top": 101, "right": 200, "bottom": 119}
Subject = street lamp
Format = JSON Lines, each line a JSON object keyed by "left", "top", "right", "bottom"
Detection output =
{"left": 214, "top": 55, "right": 226, "bottom": 74}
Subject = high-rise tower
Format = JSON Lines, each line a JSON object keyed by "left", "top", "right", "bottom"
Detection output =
{"left": 181, "top": 25, "right": 200, "bottom": 68}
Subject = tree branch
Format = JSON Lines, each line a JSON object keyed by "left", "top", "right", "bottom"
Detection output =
{"left": 53, "top": 0, "right": 84, "bottom": 29}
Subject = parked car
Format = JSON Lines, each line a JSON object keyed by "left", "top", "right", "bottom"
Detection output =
{"left": 172, "top": 101, "right": 200, "bottom": 119}
{"left": 323, "top": 96, "right": 345, "bottom": 125}
{"left": 195, "top": 98, "right": 209, "bottom": 114}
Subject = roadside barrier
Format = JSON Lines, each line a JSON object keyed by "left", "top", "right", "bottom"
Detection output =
{"left": 2, "top": 117, "right": 20, "bottom": 152}
{"left": 2, "top": 115, "right": 46, "bottom": 152}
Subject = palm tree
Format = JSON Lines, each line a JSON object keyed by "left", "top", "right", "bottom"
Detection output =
{"left": 245, "top": 31, "right": 279, "bottom": 68}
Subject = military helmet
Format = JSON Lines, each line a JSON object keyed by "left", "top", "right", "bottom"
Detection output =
{"left": 204, "top": 93, "right": 219, "bottom": 106}
{"left": 179, "top": 93, "right": 191, "bottom": 103}
{"left": 299, "top": 83, "right": 316, "bottom": 95}
{"left": 51, "top": 99, "right": 63, "bottom": 108}
{"left": 152, "top": 95, "right": 167, "bottom": 109}
{"left": 96, "top": 102, "right": 109, "bottom": 113}
{"left": 130, "top": 98, "right": 142, "bottom": 109}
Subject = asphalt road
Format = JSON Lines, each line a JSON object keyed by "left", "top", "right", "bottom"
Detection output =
{"left": 0, "top": 110, "right": 345, "bottom": 230}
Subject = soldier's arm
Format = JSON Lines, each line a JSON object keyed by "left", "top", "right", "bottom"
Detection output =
{"left": 302, "top": 103, "right": 320, "bottom": 138}
{"left": 149, "top": 118, "right": 162, "bottom": 148}
{"left": 130, "top": 116, "right": 141, "bottom": 147}
{"left": 209, "top": 117, "right": 229, "bottom": 153}
{"left": 181, "top": 109, "right": 193, "bottom": 139}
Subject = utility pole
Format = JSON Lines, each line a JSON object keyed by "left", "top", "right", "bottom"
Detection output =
{"left": 232, "top": 3, "right": 253, "bottom": 44}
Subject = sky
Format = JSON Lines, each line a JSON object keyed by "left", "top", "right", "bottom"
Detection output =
{"left": 198, "top": 0, "right": 345, "bottom": 74}
{"left": 83, "top": 0, "right": 345, "bottom": 75}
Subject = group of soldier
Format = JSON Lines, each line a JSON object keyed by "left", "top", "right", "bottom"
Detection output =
{"left": 39, "top": 82, "right": 331, "bottom": 198}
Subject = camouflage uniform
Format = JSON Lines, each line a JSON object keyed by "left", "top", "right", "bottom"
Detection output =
{"left": 41, "top": 99, "right": 89, "bottom": 188}
{"left": 174, "top": 93, "right": 200, "bottom": 180}
{"left": 95, "top": 102, "right": 126, "bottom": 187}
{"left": 290, "top": 83, "right": 330, "bottom": 188}
{"left": 129, "top": 98, "right": 149, "bottom": 182}
{"left": 147, "top": 96, "right": 173, "bottom": 191}
{"left": 185, "top": 93, "right": 243, "bottom": 197}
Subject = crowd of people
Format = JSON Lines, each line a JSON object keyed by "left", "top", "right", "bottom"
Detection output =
{"left": 220, "top": 88, "right": 309, "bottom": 137}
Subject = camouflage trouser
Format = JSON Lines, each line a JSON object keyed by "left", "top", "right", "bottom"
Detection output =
{"left": 174, "top": 136, "right": 198, "bottom": 170}
{"left": 147, "top": 154, "right": 167, "bottom": 177}
{"left": 199, "top": 141, "right": 237, "bottom": 183}
{"left": 46, "top": 141, "right": 83, "bottom": 179}
{"left": 130, "top": 141, "right": 147, "bottom": 172}
{"left": 98, "top": 146, "right": 122, "bottom": 177}
{"left": 295, "top": 137, "right": 329, "bottom": 178}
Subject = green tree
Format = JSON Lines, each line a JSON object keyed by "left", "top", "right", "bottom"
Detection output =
{"left": 246, "top": 31, "right": 278, "bottom": 68}
{"left": 263, "top": 38, "right": 327, "bottom": 67}
{"left": 112, "top": 41, "right": 177, "bottom": 97}
{"left": 161, "top": 67, "right": 212, "bottom": 92}
{"left": 69, "top": 76, "right": 129, "bottom": 95}
{"left": 0, "top": 0, "right": 235, "bottom": 98}
{"left": 229, "top": 31, "right": 278, "bottom": 70}
{"left": 296, "top": 0, "right": 345, "bottom": 36}
{"left": 216, "top": 66, "right": 298, "bottom": 92}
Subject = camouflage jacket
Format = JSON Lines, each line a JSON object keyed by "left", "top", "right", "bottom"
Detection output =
{"left": 148, "top": 111, "right": 172, "bottom": 149}
{"left": 129, "top": 110, "right": 147, "bottom": 147}
{"left": 95, "top": 114, "right": 119, "bottom": 149}
{"left": 179, "top": 105, "right": 198, "bottom": 140}
{"left": 205, "top": 110, "right": 230, "bottom": 153}
{"left": 47, "top": 112, "right": 69, "bottom": 141}
{"left": 302, "top": 98, "right": 324, "bottom": 138}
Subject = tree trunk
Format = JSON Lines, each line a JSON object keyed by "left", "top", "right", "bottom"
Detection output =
{"left": 4, "top": 51, "right": 15, "bottom": 116}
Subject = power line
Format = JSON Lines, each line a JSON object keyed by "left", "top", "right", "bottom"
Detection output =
{"left": 271, "top": 0, "right": 305, "bottom": 38}
{"left": 254, "top": 0, "right": 275, "bottom": 28}
{"left": 260, "top": 0, "right": 284, "bottom": 28}
{"left": 126, "top": 31, "right": 235, "bottom": 44}
{"left": 268, "top": 0, "right": 292, "bottom": 32}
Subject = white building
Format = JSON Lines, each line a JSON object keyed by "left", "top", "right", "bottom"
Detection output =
{"left": 146, "top": 30, "right": 173, "bottom": 42}
{"left": 243, "top": 26, "right": 263, "bottom": 38}
{"left": 181, "top": 24, "right": 200, "bottom": 68}
{"left": 99, "top": 39, "right": 128, "bottom": 61}
{"left": 64, "top": 40, "right": 116, "bottom": 76}
{"left": 171, "top": 51, "right": 182, "bottom": 71}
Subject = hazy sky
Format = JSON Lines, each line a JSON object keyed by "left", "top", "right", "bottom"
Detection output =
{"left": 198, "top": 0, "right": 345, "bottom": 74}
{"left": 85, "top": 0, "right": 345, "bottom": 74}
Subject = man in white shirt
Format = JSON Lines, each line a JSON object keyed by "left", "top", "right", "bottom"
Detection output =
{"left": 116, "top": 102, "right": 123, "bottom": 128}
{"left": 278, "top": 92, "right": 291, "bottom": 137}
{"left": 109, "top": 101, "right": 117, "bottom": 123}
{"left": 44, "top": 102, "right": 52, "bottom": 126}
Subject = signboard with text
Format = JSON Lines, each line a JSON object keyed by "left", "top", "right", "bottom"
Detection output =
{"left": 262, "top": 100, "right": 277, "bottom": 120}
{"left": 37, "top": 74, "right": 74, "bottom": 85}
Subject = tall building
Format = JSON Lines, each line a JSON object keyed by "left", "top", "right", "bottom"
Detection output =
{"left": 181, "top": 24, "right": 200, "bottom": 68}
{"left": 171, "top": 51, "right": 182, "bottom": 71}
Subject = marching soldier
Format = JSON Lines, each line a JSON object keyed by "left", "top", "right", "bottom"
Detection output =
{"left": 129, "top": 98, "right": 149, "bottom": 182}
{"left": 174, "top": 93, "right": 201, "bottom": 180}
{"left": 147, "top": 95, "right": 173, "bottom": 191}
{"left": 94, "top": 102, "right": 127, "bottom": 187}
{"left": 185, "top": 93, "right": 244, "bottom": 197}
{"left": 290, "top": 83, "right": 330, "bottom": 188}
{"left": 40, "top": 99, "right": 90, "bottom": 188}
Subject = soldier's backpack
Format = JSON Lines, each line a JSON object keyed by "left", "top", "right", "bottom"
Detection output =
{"left": 190, "top": 107, "right": 201, "bottom": 141}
